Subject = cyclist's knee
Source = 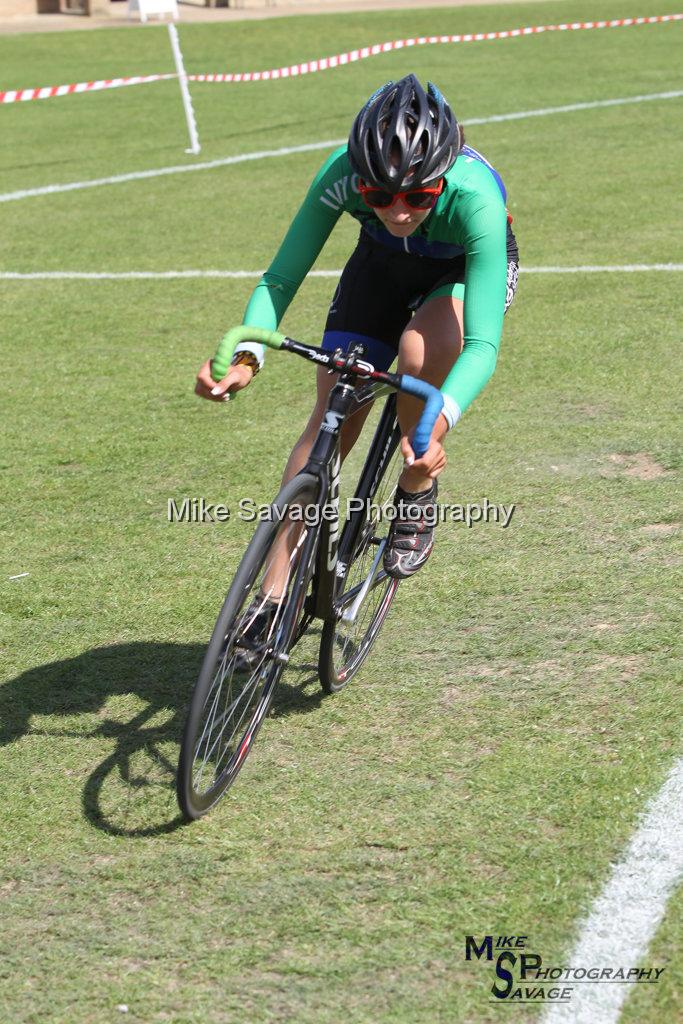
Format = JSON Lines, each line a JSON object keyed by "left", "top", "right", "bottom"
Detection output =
{"left": 397, "top": 326, "right": 426, "bottom": 378}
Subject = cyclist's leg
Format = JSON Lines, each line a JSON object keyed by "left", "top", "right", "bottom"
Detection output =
{"left": 384, "top": 230, "right": 519, "bottom": 578}
{"left": 396, "top": 293, "right": 464, "bottom": 492}
{"left": 265, "top": 341, "right": 400, "bottom": 597}
{"left": 396, "top": 222, "right": 519, "bottom": 489}
{"left": 396, "top": 220, "right": 519, "bottom": 463}
{"left": 258, "top": 366, "right": 334, "bottom": 602}
{"left": 262, "top": 239, "right": 407, "bottom": 599}
{"left": 278, "top": 363, "right": 370, "bottom": 488}
{"left": 279, "top": 236, "right": 406, "bottom": 490}
{"left": 381, "top": 295, "right": 462, "bottom": 579}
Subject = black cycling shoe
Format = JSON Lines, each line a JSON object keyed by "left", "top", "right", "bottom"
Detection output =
{"left": 383, "top": 480, "right": 438, "bottom": 580}
{"left": 232, "top": 596, "right": 281, "bottom": 673}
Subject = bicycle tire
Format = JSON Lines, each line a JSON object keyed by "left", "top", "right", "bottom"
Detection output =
{"left": 177, "top": 473, "right": 320, "bottom": 820}
{"left": 318, "top": 401, "right": 402, "bottom": 694}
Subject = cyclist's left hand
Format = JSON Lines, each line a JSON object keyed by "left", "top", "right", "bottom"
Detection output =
{"left": 401, "top": 433, "right": 447, "bottom": 480}
{"left": 195, "top": 358, "right": 253, "bottom": 402}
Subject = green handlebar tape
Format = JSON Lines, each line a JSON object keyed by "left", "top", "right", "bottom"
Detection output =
{"left": 211, "top": 326, "right": 286, "bottom": 381}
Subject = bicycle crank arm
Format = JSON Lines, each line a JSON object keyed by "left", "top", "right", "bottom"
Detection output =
{"left": 341, "top": 539, "right": 386, "bottom": 623}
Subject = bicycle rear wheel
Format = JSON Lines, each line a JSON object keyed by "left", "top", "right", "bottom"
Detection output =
{"left": 319, "top": 397, "right": 402, "bottom": 693}
{"left": 177, "top": 473, "right": 319, "bottom": 820}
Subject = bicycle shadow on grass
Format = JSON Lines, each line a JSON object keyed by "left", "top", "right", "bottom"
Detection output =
{"left": 0, "top": 638, "right": 327, "bottom": 839}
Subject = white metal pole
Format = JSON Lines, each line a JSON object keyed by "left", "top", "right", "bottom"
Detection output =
{"left": 168, "top": 23, "right": 200, "bottom": 155}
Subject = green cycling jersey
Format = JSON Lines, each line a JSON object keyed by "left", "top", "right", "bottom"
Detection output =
{"left": 240, "top": 144, "right": 510, "bottom": 416}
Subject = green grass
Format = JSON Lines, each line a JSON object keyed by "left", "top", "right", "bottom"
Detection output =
{"left": 1, "top": 3, "right": 682, "bottom": 1022}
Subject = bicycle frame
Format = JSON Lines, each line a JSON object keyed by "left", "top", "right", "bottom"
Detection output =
{"left": 283, "top": 374, "right": 400, "bottom": 630}
{"left": 210, "top": 325, "right": 444, "bottom": 646}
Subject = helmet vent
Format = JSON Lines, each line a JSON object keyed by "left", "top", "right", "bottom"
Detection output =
{"left": 348, "top": 74, "right": 461, "bottom": 192}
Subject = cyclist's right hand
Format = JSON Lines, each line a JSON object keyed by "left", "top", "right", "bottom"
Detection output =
{"left": 195, "top": 359, "right": 253, "bottom": 402}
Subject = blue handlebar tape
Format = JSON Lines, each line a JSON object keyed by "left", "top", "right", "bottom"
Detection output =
{"left": 399, "top": 375, "right": 444, "bottom": 458}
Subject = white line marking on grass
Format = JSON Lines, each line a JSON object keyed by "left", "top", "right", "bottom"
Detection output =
{"left": 520, "top": 264, "right": 683, "bottom": 273}
{"left": 1, "top": 92, "right": 681, "bottom": 205}
{"left": 0, "top": 139, "right": 344, "bottom": 205}
{"left": 466, "top": 90, "right": 683, "bottom": 125}
{"left": 1, "top": 266, "right": 681, "bottom": 281}
{"left": 541, "top": 757, "right": 683, "bottom": 1024}
{"left": 8, "top": 573, "right": 30, "bottom": 580}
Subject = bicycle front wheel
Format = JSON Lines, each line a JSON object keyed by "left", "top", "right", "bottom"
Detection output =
{"left": 177, "top": 473, "right": 319, "bottom": 820}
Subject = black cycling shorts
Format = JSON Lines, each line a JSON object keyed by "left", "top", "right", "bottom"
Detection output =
{"left": 322, "top": 225, "right": 519, "bottom": 370}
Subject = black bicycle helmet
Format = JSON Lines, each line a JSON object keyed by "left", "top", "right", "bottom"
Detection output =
{"left": 348, "top": 74, "right": 461, "bottom": 191}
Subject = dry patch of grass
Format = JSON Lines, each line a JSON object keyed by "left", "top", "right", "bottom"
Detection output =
{"left": 589, "top": 653, "right": 646, "bottom": 680}
{"left": 602, "top": 453, "right": 670, "bottom": 480}
{"left": 639, "top": 522, "right": 680, "bottom": 537}
{"left": 533, "top": 451, "right": 670, "bottom": 481}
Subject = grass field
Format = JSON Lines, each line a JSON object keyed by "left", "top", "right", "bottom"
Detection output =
{"left": 1, "top": 2, "right": 682, "bottom": 1021}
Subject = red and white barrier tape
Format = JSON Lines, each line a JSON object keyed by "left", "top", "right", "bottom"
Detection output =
{"left": 191, "top": 15, "right": 683, "bottom": 83}
{"left": 1, "top": 15, "right": 680, "bottom": 103}
{"left": 0, "top": 73, "right": 176, "bottom": 104}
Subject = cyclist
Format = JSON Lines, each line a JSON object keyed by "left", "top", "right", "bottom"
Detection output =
{"left": 196, "top": 74, "right": 518, "bottom": 581}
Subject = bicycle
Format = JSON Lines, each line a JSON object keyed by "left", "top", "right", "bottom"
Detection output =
{"left": 176, "top": 325, "right": 443, "bottom": 820}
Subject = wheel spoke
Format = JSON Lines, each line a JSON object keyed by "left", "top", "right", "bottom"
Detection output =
{"left": 192, "top": 648, "right": 235, "bottom": 788}
{"left": 190, "top": 523, "right": 310, "bottom": 792}
{"left": 178, "top": 479, "right": 319, "bottom": 817}
{"left": 203, "top": 667, "right": 267, "bottom": 783}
